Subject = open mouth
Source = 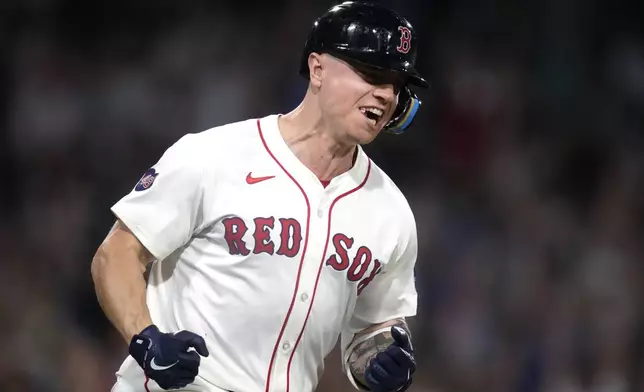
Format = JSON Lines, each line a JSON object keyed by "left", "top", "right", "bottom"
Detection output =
{"left": 360, "top": 107, "right": 384, "bottom": 127}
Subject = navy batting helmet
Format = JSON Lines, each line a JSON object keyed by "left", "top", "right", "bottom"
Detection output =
{"left": 300, "top": 1, "right": 428, "bottom": 134}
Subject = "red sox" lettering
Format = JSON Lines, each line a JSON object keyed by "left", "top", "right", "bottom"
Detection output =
{"left": 325, "top": 233, "right": 382, "bottom": 295}
{"left": 222, "top": 216, "right": 381, "bottom": 295}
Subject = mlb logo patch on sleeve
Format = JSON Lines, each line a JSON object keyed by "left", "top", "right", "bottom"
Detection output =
{"left": 135, "top": 168, "right": 159, "bottom": 191}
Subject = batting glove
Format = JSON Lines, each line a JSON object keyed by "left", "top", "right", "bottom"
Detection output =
{"left": 364, "top": 326, "right": 416, "bottom": 392}
{"left": 129, "top": 325, "right": 209, "bottom": 390}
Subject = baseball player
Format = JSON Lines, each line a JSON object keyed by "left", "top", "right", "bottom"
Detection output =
{"left": 91, "top": 2, "right": 429, "bottom": 391}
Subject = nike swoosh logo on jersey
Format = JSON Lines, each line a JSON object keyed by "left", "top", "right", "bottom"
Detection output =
{"left": 246, "top": 172, "right": 275, "bottom": 184}
{"left": 149, "top": 357, "right": 178, "bottom": 371}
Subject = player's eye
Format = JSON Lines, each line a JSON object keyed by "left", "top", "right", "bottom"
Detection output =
{"left": 356, "top": 68, "right": 403, "bottom": 94}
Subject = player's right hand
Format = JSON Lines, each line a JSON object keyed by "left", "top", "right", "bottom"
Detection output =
{"left": 129, "top": 324, "right": 209, "bottom": 390}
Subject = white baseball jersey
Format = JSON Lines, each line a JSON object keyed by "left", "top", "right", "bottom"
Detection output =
{"left": 110, "top": 114, "right": 418, "bottom": 392}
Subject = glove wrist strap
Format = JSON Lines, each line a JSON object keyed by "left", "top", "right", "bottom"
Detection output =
{"left": 129, "top": 324, "right": 158, "bottom": 368}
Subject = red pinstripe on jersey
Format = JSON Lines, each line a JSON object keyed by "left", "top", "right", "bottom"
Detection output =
{"left": 257, "top": 119, "right": 312, "bottom": 392}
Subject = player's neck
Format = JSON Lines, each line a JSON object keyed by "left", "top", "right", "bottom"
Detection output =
{"left": 279, "top": 101, "right": 356, "bottom": 182}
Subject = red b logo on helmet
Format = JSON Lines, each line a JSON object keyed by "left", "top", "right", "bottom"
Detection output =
{"left": 397, "top": 26, "right": 411, "bottom": 54}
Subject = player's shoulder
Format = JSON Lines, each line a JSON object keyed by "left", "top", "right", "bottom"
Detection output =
{"left": 365, "top": 157, "right": 415, "bottom": 225}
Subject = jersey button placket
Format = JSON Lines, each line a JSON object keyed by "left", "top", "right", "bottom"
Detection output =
{"left": 317, "top": 196, "right": 327, "bottom": 219}
{"left": 269, "top": 189, "right": 328, "bottom": 391}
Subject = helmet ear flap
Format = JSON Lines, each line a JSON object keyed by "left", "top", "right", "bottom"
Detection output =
{"left": 384, "top": 87, "right": 421, "bottom": 135}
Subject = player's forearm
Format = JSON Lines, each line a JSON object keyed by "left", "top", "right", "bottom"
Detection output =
{"left": 91, "top": 223, "right": 154, "bottom": 344}
{"left": 348, "top": 319, "right": 410, "bottom": 388}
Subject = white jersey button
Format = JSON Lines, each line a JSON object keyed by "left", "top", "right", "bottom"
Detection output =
{"left": 300, "top": 292, "right": 309, "bottom": 302}
{"left": 317, "top": 209, "right": 323, "bottom": 218}
{"left": 282, "top": 341, "right": 291, "bottom": 352}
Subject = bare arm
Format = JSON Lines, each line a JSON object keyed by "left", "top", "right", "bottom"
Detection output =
{"left": 91, "top": 219, "right": 155, "bottom": 344}
{"left": 347, "top": 319, "right": 410, "bottom": 388}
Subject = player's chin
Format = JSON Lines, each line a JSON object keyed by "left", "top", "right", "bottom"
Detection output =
{"left": 350, "top": 119, "right": 383, "bottom": 144}
{"left": 348, "top": 127, "right": 380, "bottom": 145}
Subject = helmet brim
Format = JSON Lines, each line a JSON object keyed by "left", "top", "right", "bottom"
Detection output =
{"left": 328, "top": 50, "right": 429, "bottom": 89}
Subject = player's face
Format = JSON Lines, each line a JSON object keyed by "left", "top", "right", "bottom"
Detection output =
{"left": 317, "top": 54, "right": 402, "bottom": 145}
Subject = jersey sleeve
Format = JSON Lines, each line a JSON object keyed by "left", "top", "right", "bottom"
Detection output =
{"left": 111, "top": 134, "right": 210, "bottom": 261}
{"left": 340, "top": 210, "right": 418, "bottom": 380}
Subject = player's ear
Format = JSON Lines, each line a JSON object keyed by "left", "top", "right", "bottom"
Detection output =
{"left": 308, "top": 52, "right": 323, "bottom": 88}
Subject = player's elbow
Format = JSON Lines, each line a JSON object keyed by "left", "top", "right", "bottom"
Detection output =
{"left": 91, "top": 242, "right": 112, "bottom": 284}
{"left": 91, "top": 229, "right": 145, "bottom": 285}
{"left": 93, "top": 244, "right": 142, "bottom": 280}
{"left": 91, "top": 222, "right": 117, "bottom": 280}
{"left": 93, "top": 220, "right": 153, "bottom": 277}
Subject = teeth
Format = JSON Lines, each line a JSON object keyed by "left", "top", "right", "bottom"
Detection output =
{"left": 360, "top": 107, "right": 383, "bottom": 126}
{"left": 360, "top": 107, "right": 383, "bottom": 117}
{"left": 367, "top": 107, "right": 383, "bottom": 117}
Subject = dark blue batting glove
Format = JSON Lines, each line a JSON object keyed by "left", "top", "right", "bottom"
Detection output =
{"left": 129, "top": 325, "right": 209, "bottom": 390}
{"left": 365, "top": 326, "right": 416, "bottom": 392}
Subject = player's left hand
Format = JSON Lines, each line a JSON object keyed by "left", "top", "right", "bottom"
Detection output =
{"left": 364, "top": 325, "right": 416, "bottom": 392}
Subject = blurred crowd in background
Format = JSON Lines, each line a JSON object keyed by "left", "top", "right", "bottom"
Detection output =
{"left": 1, "top": 0, "right": 643, "bottom": 391}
